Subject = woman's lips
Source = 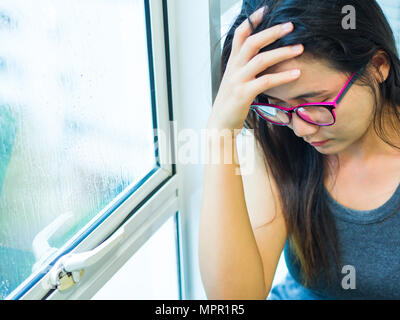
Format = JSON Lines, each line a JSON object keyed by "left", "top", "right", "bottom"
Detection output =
{"left": 310, "top": 139, "right": 331, "bottom": 146}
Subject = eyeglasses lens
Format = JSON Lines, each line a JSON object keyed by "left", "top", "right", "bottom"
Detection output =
{"left": 254, "top": 105, "right": 334, "bottom": 126}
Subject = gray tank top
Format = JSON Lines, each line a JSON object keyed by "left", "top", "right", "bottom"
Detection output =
{"left": 269, "top": 181, "right": 400, "bottom": 300}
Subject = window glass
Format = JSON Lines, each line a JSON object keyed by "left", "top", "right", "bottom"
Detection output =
{"left": 0, "top": 0, "right": 156, "bottom": 299}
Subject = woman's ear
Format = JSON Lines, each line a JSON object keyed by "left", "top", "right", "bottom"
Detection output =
{"left": 370, "top": 49, "right": 391, "bottom": 83}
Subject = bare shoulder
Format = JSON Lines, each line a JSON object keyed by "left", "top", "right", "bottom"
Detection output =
{"left": 235, "top": 129, "right": 286, "bottom": 231}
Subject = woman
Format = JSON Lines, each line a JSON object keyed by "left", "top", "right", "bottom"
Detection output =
{"left": 199, "top": 0, "right": 400, "bottom": 299}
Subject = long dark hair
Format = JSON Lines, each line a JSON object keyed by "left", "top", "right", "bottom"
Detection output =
{"left": 220, "top": 0, "right": 400, "bottom": 287}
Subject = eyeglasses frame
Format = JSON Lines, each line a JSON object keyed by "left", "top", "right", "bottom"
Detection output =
{"left": 250, "top": 66, "right": 366, "bottom": 127}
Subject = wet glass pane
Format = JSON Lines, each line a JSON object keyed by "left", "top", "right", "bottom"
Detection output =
{"left": 0, "top": 0, "right": 156, "bottom": 299}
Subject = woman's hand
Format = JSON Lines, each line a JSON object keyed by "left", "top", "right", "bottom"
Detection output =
{"left": 207, "top": 6, "right": 304, "bottom": 134}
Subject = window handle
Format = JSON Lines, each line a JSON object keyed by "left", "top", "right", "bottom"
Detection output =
{"left": 48, "top": 227, "right": 125, "bottom": 291}
{"left": 32, "top": 212, "right": 73, "bottom": 273}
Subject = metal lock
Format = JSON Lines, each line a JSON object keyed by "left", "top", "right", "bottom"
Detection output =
{"left": 57, "top": 270, "right": 85, "bottom": 291}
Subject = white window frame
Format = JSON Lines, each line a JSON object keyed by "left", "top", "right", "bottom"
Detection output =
{"left": 162, "top": 0, "right": 244, "bottom": 300}
{"left": 7, "top": 0, "right": 179, "bottom": 300}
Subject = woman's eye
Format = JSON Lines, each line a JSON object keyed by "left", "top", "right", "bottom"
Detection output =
{"left": 270, "top": 100, "right": 287, "bottom": 105}
{"left": 321, "top": 96, "right": 332, "bottom": 102}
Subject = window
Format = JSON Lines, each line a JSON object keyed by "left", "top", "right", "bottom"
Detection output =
{"left": 377, "top": 0, "right": 400, "bottom": 51}
{"left": 1, "top": 0, "right": 178, "bottom": 300}
{"left": 92, "top": 213, "right": 181, "bottom": 300}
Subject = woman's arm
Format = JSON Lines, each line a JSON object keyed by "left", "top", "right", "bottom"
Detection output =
{"left": 199, "top": 6, "right": 298, "bottom": 299}
{"left": 199, "top": 128, "right": 267, "bottom": 299}
{"left": 199, "top": 128, "right": 287, "bottom": 299}
{"left": 239, "top": 132, "right": 288, "bottom": 295}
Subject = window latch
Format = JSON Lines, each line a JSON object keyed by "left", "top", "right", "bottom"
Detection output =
{"left": 32, "top": 212, "right": 74, "bottom": 273}
{"left": 48, "top": 227, "right": 125, "bottom": 292}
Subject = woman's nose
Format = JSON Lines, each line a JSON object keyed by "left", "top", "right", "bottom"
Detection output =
{"left": 289, "top": 112, "right": 320, "bottom": 138}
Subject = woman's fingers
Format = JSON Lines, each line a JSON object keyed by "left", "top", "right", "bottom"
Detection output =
{"left": 241, "top": 44, "right": 304, "bottom": 81}
{"left": 209, "top": 6, "right": 303, "bottom": 132}
{"left": 231, "top": 6, "right": 268, "bottom": 55}
{"left": 237, "top": 22, "right": 294, "bottom": 64}
{"left": 246, "top": 69, "right": 301, "bottom": 98}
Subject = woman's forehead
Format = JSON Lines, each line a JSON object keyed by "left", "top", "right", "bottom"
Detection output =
{"left": 261, "top": 57, "right": 342, "bottom": 99}
{"left": 261, "top": 54, "right": 333, "bottom": 76}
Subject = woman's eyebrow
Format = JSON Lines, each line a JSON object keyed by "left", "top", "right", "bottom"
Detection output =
{"left": 267, "top": 90, "right": 330, "bottom": 100}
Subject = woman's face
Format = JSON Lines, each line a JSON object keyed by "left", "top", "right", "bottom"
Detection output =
{"left": 261, "top": 56, "right": 376, "bottom": 156}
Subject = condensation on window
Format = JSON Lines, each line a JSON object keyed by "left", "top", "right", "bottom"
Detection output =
{"left": 0, "top": 0, "right": 156, "bottom": 299}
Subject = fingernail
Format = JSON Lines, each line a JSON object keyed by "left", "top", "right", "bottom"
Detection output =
{"left": 291, "top": 69, "right": 301, "bottom": 77}
{"left": 292, "top": 44, "right": 303, "bottom": 53}
{"left": 257, "top": 5, "right": 268, "bottom": 13}
{"left": 282, "top": 22, "right": 293, "bottom": 31}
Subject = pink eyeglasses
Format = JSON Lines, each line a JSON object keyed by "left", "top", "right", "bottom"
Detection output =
{"left": 250, "top": 67, "right": 365, "bottom": 126}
